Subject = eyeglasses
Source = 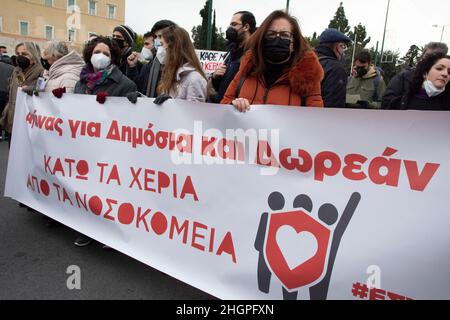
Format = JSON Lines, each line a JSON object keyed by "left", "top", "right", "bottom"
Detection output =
{"left": 265, "top": 30, "right": 293, "bottom": 41}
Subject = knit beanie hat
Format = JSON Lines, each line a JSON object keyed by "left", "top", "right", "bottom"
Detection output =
{"left": 113, "top": 25, "right": 137, "bottom": 46}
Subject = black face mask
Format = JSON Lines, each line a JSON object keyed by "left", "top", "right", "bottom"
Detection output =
{"left": 114, "top": 38, "right": 126, "bottom": 49}
{"left": 17, "top": 55, "right": 31, "bottom": 70}
{"left": 262, "top": 37, "right": 292, "bottom": 64}
{"left": 226, "top": 27, "right": 241, "bottom": 43}
{"left": 356, "top": 66, "right": 368, "bottom": 78}
{"left": 41, "top": 58, "right": 51, "bottom": 71}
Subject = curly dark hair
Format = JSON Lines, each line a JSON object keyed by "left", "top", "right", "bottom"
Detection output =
{"left": 408, "top": 52, "right": 450, "bottom": 99}
{"left": 82, "top": 36, "right": 121, "bottom": 68}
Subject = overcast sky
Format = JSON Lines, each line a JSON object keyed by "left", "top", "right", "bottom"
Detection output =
{"left": 125, "top": 0, "right": 450, "bottom": 56}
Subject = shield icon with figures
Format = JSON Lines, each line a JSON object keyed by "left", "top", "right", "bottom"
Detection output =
{"left": 264, "top": 210, "right": 331, "bottom": 290}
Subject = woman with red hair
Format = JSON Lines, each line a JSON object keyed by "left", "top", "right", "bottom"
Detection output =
{"left": 221, "top": 10, "right": 324, "bottom": 111}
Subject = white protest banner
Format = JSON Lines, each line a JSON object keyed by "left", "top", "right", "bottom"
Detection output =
{"left": 5, "top": 92, "right": 450, "bottom": 300}
{"left": 195, "top": 49, "right": 228, "bottom": 75}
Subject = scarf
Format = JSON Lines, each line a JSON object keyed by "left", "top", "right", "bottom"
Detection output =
{"left": 80, "top": 64, "right": 114, "bottom": 91}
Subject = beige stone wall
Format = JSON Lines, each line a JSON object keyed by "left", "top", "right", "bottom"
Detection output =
{"left": 0, "top": 0, "right": 125, "bottom": 54}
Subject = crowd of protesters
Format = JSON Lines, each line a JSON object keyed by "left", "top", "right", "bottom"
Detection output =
{"left": 0, "top": 9, "right": 449, "bottom": 246}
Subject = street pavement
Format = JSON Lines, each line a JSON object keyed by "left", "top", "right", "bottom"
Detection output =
{"left": 0, "top": 141, "right": 214, "bottom": 300}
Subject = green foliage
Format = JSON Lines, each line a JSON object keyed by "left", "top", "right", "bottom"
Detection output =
{"left": 306, "top": 32, "right": 319, "bottom": 48}
{"left": 191, "top": 0, "right": 226, "bottom": 51}
{"left": 399, "top": 45, "right": 421, "bottom": 68}
{"left": 348, "top": 23, "right": 371, "bottom": 54}
{"left": 310, "top": 2, "right": 419, "bottom": 84}
{"left": 328, "top": 2, "right": 351, "bottom": 34}
{"left": 134, "top": 34, "right": 144, "bottom": 52}
{"left": 211, "top": 11, "right": 227, "bottom": 51}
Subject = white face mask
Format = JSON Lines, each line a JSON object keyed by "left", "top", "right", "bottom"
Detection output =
{"left": 154, "top": 38, "right": 161, "bottom": 50}
{"left": 156, "top": 46, "right": 166, "bottom": 65}
{"left": 423, "top": 78, "right": 446, "bottom": 98}
{"left": 91, "top": 53, "right": 111, "bottom": 70}
{"left": 140, "top": 47, "right": 153, "bottom": 61}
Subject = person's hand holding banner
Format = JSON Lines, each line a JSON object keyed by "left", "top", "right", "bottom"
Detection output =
{"left": 232, "top": 97, "right": 251, "bottom": 112}
{"left": 22, "top": 86, "right": 40, "bottom": 97}
{"left": 126, "top": 91, "right": 143, "bottom": 104}
{"left": 153, "top": 93, "right": 172, "bottom": 105}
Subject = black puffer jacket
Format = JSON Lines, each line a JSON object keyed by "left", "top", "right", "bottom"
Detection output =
{"left": 315, "top": 45, "right": 348, "bottom": 108}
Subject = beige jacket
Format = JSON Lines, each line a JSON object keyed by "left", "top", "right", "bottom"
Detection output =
{"left": 44, "top": 51, "right": 84, "bottom": 93}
